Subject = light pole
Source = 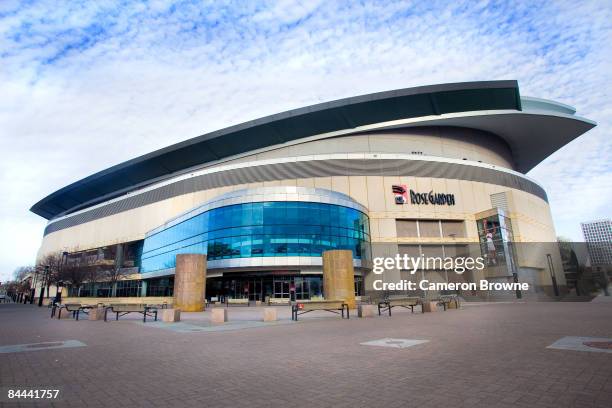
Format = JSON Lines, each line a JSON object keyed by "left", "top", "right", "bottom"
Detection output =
{"left": 546, "top": 253, "right": 560, "bottom": 297}
{"left": 30, "top": 268, "right": 38, "bottom": 304}
{"left": 38, "top": 265, "right": 49, "bottom": 307}
{"left": 57, "top": 251, "right": 68, "bottom": 304}
{"left": 56, "top": 282, "right": 63, "bottom": 305}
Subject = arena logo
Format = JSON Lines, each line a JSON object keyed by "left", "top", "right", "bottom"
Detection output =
{"left": 392, "top": 184, "right": 455, "bottom": 206}
{"left": 392, "top": 184, "right": 408, "bottom": 204}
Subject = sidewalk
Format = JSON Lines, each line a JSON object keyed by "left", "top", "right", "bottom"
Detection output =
{"left": 1, "top": 301, "right": 611, "bottom": 407}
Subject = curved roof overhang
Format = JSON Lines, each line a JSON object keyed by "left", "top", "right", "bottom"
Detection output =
{"left": 350, "top": 109, "right": 595, "bottom": 173}
{"left": 30, "top": 80, "right": 595, "bottom": 220}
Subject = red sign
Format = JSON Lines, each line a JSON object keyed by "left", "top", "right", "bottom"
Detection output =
{"left": 392, "top": 184, "right": 407, "bottom": 204}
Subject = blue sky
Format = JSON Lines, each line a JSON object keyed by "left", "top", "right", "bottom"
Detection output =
{"left": 1, "top": 0, "right": 611, "bottom": 281}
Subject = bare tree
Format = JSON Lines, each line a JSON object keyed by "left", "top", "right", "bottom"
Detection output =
{"left": 13, "top": 265, "right": 34, "bottom": 282}
{"left": 104, "top": 266, "right": 128, "bottom": 297}
{"left": 102, "top": 243, "right": 129, "bottom": 297}
{"left": 58, "top": 257, "right": 87, "bottom": 296}
{"left": 34, "top": 252, "right": 65, "bottom": 297}
{"left": 84, "top": 263, "right": 105, "bottom": 297}
{"left": 11, "top": 266, "right": 34, "bottom": 301}
{"left": 1, "top": 280, "right": 20, "bottom": 300}
{"left": 56, "top": 249, "right": 116, "bottom": 297}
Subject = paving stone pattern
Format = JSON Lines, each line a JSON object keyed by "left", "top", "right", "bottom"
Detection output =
{"left": 1, "top": 302, "right": 611, "bottom": 407}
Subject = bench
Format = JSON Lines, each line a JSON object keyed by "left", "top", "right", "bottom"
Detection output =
{"left": 267, "top": 297, "right": 291, "bottom": 306}
{"left": 437, "top": 295, "right": 460, "bottom": 311}
{"left": 146, "top": 302, "right": 169, "bottom": 310}
{"left": 378, "top": 297, "right": 421, "bottom": 316}
{"left": 226, "top": 298, "right": 250, "bottom": 307}
{"left": 291, "top": 300, "right": 349, "bottom": 321}
{"left": 54, "top": 303, "right": 90, "bottom": 320}
{"left": 104, "top": 304, "right": 158, "bottom": 322}
{"left": 50, "top": 303, "right": 60, "bottom": 317}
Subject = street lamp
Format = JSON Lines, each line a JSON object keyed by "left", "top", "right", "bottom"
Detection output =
{"left": 546, "top": 253, "right": 560, "bottom": 297}
{"left": 57, "top": 282, "right": 63, "bottom": 305}
{"left": 38, "top": 265, "right": 49, "bottom": 307}
{"left": 30, "top": 268, "right": 38, "bottom": 304}
{"left": 58, "top": 251, "right": 68, "bottom": 304}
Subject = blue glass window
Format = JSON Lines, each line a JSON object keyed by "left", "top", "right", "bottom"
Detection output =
{"left": 140, "top": 201, "right": 370, "bottom": 273}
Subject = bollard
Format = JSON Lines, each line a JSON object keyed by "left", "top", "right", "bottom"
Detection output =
{"left": 422, "top": 301, "right": 437, "bottom": 313}
{"left": 161, "top": 308, "right": 181, "bottom": 322}
{"left": 358, "top": 304, "right": 376, "bottom": 318}
{"left": 263, "top": 307, "right": 277, "bottom": 322}
{"left": 211, "top": 308, "right": 227, "bottom": 323}
{"left": 88, "top": 307, "right": 106, "bottom": 321}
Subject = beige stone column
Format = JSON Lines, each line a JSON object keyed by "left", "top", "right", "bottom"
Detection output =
{"left": 322, "top": 250, "right": 356, "bottom": 309}
{"left": 174, "top": 254, "right": 207, "bottom": 312}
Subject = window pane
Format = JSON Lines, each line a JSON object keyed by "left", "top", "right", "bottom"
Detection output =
{"left": 441, "top": 220, "right": 466, "bottom": 238}
{"left": 396, "top": 219, "right": 418, "bottom": 237}
{"left": 419, "top": 220, "right": 440, "bottom": 238}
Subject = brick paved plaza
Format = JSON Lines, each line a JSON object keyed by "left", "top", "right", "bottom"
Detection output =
{"left": 1, "top": 301, "right": 612, "bottom": 408}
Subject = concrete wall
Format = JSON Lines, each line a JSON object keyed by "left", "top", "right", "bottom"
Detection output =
{"left": 38, "top": 174, "right": 556, "bottom": 256}
{"left": 222, "top": 128, "right": 515, "bottom": 170}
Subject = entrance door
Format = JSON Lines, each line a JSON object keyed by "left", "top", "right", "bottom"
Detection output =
{"left": 249, "top": 280, "right": 262, "bottom": 301}
{"left": 294, "top": 278, "right": 311, "bottom": 300}
{"left": 273, "top": 279, "right": 290, "bottom": 298}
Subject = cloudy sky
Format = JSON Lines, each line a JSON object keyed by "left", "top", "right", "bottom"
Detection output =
{"left": 1, "top": 0, "right": 611, "bottom": 282}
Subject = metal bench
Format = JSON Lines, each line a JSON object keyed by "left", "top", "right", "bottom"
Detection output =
{"left": 54, "top": 303, "right": 89, "bottom": 320}
{"left": 378, "top": 296, "right": 421, "bottom": 316}
{"left": 291, "top": 300, "right": 349, "bottom": 321}
{"left": 437, "top": 295, "right": 460, "bottom": 310}
{"left": 146, "top": 301, "right": 169, "bottom": 310}
{"left": 104, "top": 304, "right": 158, "bottom": 322}
{"left": 267, "top": 297, "right": 291, "bottom": 306}
{"left": 226, "top": 298, "right": 250, "bottom": 307}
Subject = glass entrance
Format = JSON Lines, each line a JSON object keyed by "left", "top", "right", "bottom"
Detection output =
{"left": 273, "top": 278, "right": 290, "bottom": 299}
{"left": 294, "top": 277, "right": 310, "bottom": 300}
{"left": 206, "top": 274, "right": 330, "bottom": 302}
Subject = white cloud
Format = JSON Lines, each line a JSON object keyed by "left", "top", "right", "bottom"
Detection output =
{"left": 0, "top": 0, "right": 611, "bottom": 281}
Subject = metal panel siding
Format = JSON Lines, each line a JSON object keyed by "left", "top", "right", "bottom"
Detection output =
{"left": 491, "top": 192, "right": 509, "bottom": 212}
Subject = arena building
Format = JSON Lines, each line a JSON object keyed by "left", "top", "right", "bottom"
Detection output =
{"left": 31, "top": 81, "right": 596, "bottom": 303}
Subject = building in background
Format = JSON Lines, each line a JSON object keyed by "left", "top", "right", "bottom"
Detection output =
{"left": 30, "top": 81, "right": 596, "bottom": 302}
{"left": 581, "top": 219, "right": 612, "bottom": 265}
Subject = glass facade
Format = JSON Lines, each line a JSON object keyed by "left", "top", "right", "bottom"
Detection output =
{"left": 206, "top": 274, "right": 363, "bottom": 302}
{"left": 146, "top": 277, "right": 174, "bottom": 297}
{"left": 115, "top": 280, "right": 142, "bottom": 297}
{"left": 476, "top": 212, "right": 515, "bottom": 267}
{"left": 141, "top": 201, "right": 370, "bottom": 273}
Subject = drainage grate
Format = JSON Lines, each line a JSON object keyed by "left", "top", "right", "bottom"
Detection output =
{"left": 360, "top": 338, "right": 429, "bottom": 349}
